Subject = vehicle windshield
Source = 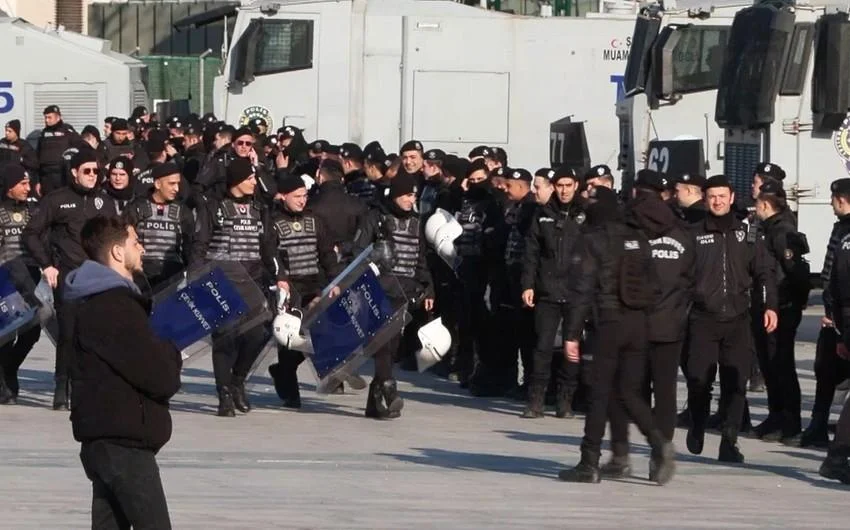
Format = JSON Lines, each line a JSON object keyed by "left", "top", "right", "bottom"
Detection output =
{"left": 670, "top": 26, "right": 729, "bottom": 93}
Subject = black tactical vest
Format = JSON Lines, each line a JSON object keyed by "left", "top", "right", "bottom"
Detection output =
{"left": 504, "top": 203, "right": 525, "bottom": 266}
{"left": 0, "top": 204, "right": 31, "bottom": 265}
{"left": 39, "top": 124, "right": 74, "bottom": 167}
{"left": 208, "top": 199, "right": 263, "bottom": 262}
{"left": 104, "top": 140, "right": 134, "bottom": 161}
{"left": 274, "top": 215, "right": 320, "bottom": 278}
{"left": 455, "top": 199, "right": 485, "bottom": 258}
{"left": 384, "top": 215, "right": 420, "bottom": 278}
{"left": 134, "top": 201, "right": 184, "bottom": 265}
{"left": 0, "top": 140, "right": 21, "bottom": 164}
{"left": 346, "top": 178, "right": 375, "bottom": 202}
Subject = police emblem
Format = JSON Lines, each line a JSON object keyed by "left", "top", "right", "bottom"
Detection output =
{"left": 238, "top": 105, "right": 274, "bottom": 132}
{"left": 735, "top": 230, "right": 745, "bottom": 243}
{"left": 785, "top": 248, "right": 794, "bottom": 260}
{"left": 11, "top": 212, "right": 23, "bottom": 223}
{"left": 237, "top": 204, "right": 248, "bottom": 215}
{"left": 575, "top": 212, "right": 586, "bottom": 224}
{"left": 291, "top": 221, "right": 302, "bottom": 232}
{"left": 94, "top": 197, "right": 104, "bottom": 210}
{"left": 833, "top": 113, "right": 850, "bottom": 174}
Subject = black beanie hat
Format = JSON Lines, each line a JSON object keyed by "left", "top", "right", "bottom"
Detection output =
{"left": 70, "top": 148, "right": 99, "bottom": 169}
{"left": 109, "top": 157, "right": 134, "bottom": 176}
{"left": 390, "top": 172, "right": 418, "bottom": 199}
{"left": 226, "top": 158, "right": 255, "bottom": 188}
{"left": 2, "top": 164, "right": 29, "bottom": 191}
{"left": 703, "top": 174, "right": 733, "bottom": 192}
{"left": 5, "top": 119, "right": 20, "bottom": 137}
{"left": 278, "top": 173, "right": 306, "bottom": 194}
{"left": 151, "top": 162, "right": 181, "bottom": 180}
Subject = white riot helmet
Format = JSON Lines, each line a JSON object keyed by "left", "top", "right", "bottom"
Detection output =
{"left": 271, "top": 289, "right": 313, "bottom": 353}
{"left": 424, "top": 208, "right": 462, "bottom": 246}
{"left": 415, "top": 317, "right": 452, "bottom": 372}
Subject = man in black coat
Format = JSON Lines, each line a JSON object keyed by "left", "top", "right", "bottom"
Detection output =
{"left": 308, "top": 159, "right": 368, "bottom": 263}
{"left": 67, "top": 216, "right": 182, "bottom": 530}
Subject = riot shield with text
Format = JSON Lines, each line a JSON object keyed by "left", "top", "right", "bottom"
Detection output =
{"left": 0, "top": 258, "right": 40, "bottom": 347}
{"left": 149, "top": 262, "right": 271, "bottom": 362}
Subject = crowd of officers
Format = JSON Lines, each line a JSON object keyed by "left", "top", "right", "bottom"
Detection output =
{"left": 0, "top": 104, "right": 849, "bottom": 486}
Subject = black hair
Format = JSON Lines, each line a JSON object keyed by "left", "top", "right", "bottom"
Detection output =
{"left": 81, "top": 216, "right": 132, "bottom": 265}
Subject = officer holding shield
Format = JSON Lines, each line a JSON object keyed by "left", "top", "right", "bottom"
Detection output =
{"left": 191, "top": 158, "right": 278, "bottom": 417}
{"left": 353, "top": 173, "right": 434, "bottom": 419}
{"left": 268, "top": 174, "right": 343, "bottom": 408}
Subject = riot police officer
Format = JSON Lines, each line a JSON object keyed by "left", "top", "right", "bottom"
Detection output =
{"left": 37, "top": 105, "right": 80, "bottom": 196}
{"left": 103, "top": 157, "right": 136, "bottom": 215}
{"left": 352, "top": 172, "right": 434, "bottom": 418}
{"left": 519, "top": 166, "right": 585, "bottom": 418}
{"left": 124, "top": 162, "right": 193, "bottom": 292}
{"left": 340, "top": 143, "right": 376, "bottom": 202}
{"left": 267, "top": 174, "right": 342, "bottom": 409}
{"left": 193, "top": 127, "right": 275, "bottom": 204}
{"left": 23, "top": 148, "right": 118, "bottom": 410}
{"left": 98, "top": 119, "right": 142, "bottom": 166}
{"left": 191, "top": 158, "right": 278, "bottom": 417}
{"left": 1, "top": 120, "right": 38, "bottom": 174}
{"left": 0, "top": 165, "right": 42, "bottom": 404}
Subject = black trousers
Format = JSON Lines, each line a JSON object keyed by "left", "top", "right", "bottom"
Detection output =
{"left": 54, "top": 272, "right": 76, "bottom": 381}
{"left": 0, "top": 323, "right": 41, "bottom": 394}
{"left": 811, "top": 326, "right": 850, "bottom": 420}
{"left": 686, "top": 314, "right": 751, "bottom": 437}
{"left": 212, "top": 322, "right": 268, "bottom": 388}
{"left": 486, "top": 304, "right": 535, "bottom": 387}
{"left": 80, "top": 440, "right": 171, "bottom": 530}
{"left": 609, "top": 340, "right": 681, "bottom": 455}
{"left": 836, "top": 398, "right": 850, "bottom": 448}
{"left": 530, "top": 301, "right": 578, "bottom": 394}
{"left": 456, "top": 275, "right": 488, "bottom": 380}
{"left": 581, "top": 312, "right": 657, "bottom": 454}
{"left": 760, "top": 305, "right": 803, "bottom": 434}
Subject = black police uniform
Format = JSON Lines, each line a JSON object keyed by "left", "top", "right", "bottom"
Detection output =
{"left": 98, "top": 138, "right": 142, "bottom": 166}
{"left": 308, "top": 179, "right": 368, "bottom": 262}
{"left": 135, "top": 162, "right": 192, "bottom": 204}
{"left": 124, "top": 193, "right": 194, "bottom": 291}
{"left": 268, "top": 205, "right": 341, "bottom": 408}
{"left": 22, "top": 180, "right": 118, "bottom": 409}
{"left": 193, "top": 150, "right": 275, "bottom": 205}
{"left": 37, "top": 121, "right": 79, "bottom": 196}
{"left": 519, "top": 195, "right": 584, "bottom": 417}
{"left": 607, "top": 192, "right": 695, "bottom": 461}
{"left": 0, "top": 196, "right": 42, "bottom": 404}
{"left": 0, "top": 138, "right": 39, "bottom": 174}
{"left": 686, "top": 210, "right": 777, "bottom": 461}
{"left": 344, "top": 169, "right": 376, "bottom": 203}
{"left": 191, "top": 193, "right": 278, "bottom": 415}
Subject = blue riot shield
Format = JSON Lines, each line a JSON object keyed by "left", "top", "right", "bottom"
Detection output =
{"left": 0, "top": 258, "right": 40, "bottom": 347}
{"left": 150, "top": 262, "right": 270, "bottom": 361}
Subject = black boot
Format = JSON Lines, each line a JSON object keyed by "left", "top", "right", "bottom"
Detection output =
{"left": 0, "top": 368, "right": 13, "bottom": 405}
{"left": 819, "top": 445, "right": 850, "bottom": 484}
{"left": 718, "top": 428, "right": 744, "bottom": 463}
{"left": 231, "top": 376, "right": 251, "bottom": 413}
{"left": 365, "top": 380, "right": 382, "bottom": 419}
{"left": 269, "top": 363, "right": 301, "bottom": 409}
{"left": 599, "top": 454, "right": 631, "bottom": 479}
{"left": 52, "top": 377, "right": 70, "bottom": 411}
{"left": 748, "top": 372, "right": 765, "bottom": 393}
{"left": 365, "top": 379, "right": 403, "bottom": 420}
{"left": 521, "top": 383, "right": 545, "bottom": 419}
{"left": 686, "top": 424, "right": 705, "bottom": 455}
{"left": 558, "top": 447, "right": 601, "bottom": 483}
{"left": 676, "top": 407, "right": 692, "bottom": 428}
{"left": 799, "top": 413, "right": 830, "bottom": 448}
{"left": 380, "top": 379, "right": 404, "bottom": 418}
{"left": 555, "top": 386, "right": 574, "bottom": 419}
{"left": 648, "top": 431, "right": 676, "bottom": 485}
{"left": 754, "top": 415, "right": 782, "bottom": 441}
{"left": 217, "top": 386, "right": 236, "bottom": 417}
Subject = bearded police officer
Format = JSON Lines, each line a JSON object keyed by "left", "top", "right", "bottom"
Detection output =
{"left": 352, "top": 172, "right": 434, "bottom": 419}
{"left": 124, "top": 162, "right": 193, "bottom": 292}
{"left": 23, "top": 148, "right": 118, "bottom": 410}
{"left": 191, "top": 158, "right": 278, "bottom": 417}
{"left": 98, "top": 119, "right": 142, "bottom": 165}
{"left": 0, "top": 165, "right": 42, "bottom": 404}
{"left": 268, "top": 174, "right": 342, "bottom": 409}
{"left": 37, "top": 105, "right": 80, "bottom": 196}
{"left": 1, "top": 120, "right": 38, "bottom": 174}
{"left": 685, "top": 175, "right": 778, "bottom": 463}
{"left": 520, "top": 166, "right": 585, "bottom": 418}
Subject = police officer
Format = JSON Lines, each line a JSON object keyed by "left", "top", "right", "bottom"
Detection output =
{"left": 0, "top": 165, "right": 42, "bottom": 404}
{"left": 98, "top": 119, "right": 141, "bottom": 165}
{"left": 363, "top": 143, "right": 390, "bottom": 200}
{"left": 340, "top": 143, "right": 375, "bottom": 202}
{"left": 532, "top": 168, "right": 555, "bottom": 205}
{"left": 124, "top": 162, "right": 193, "bottom": 292}
{"left": 194, "top": 127, "right": 275, "bottom": 204}
{"left": 685, "top": 175, "right": 778, "bottom": 463}
{"left": 191, "top": 158, "right": 278, "bottom": 417}
{"left": 519, "top": 166, "right": 585, "bottom": 418}
{"left": 420, "top": 149, "right": 447, "bottom": 219}
{"left": 673, "top": 173, "right": 707, "bottom": 224}
{"left": 103, "top": 157, "right": 136, "bottom": 215}
{"left": 23, "top": 148, "right": 118, "bottom": 410}
{"left": 267, "top": 174, "right": 342, "bottom": 409}
{"left": 582, "top": 165, "right": 615, "bottom": 197}
{"left": 37, "top": 106, "right": 80, "bottom": 196}
{"left": 399, "top": 140, "right": 425, "bottom": 177}
{"left": 352, "top": 172, "right": 434, "bottom": 418}
{"left": 602, "top": 170, "right": 695, "bottom": 477}
{"left": 179, "top": 121, "right": 207, "bottom": 188}
{"left": 1, "top": 120, "right": 38, "bottom": 174}
{"left": 750, "top": 179, "right": 810, "bottom": 443}
{"left": 308, "top": 159, "right": 368, "bottom": 263}
{"left": 558, "top": 185, "right": 675, "bottom": 485}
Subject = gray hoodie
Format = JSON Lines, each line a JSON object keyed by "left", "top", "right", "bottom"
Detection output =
{"left": 65, "top": 260, "right": 141, "bottom": 301}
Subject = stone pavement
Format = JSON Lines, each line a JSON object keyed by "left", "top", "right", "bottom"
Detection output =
{"left": 0, "top": 311, "right": 847, "bottom": 529}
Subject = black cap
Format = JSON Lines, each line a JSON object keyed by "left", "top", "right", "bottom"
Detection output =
{"left": 487, "top": 146, "right": 508, "bottom": 166}
{"left": 184, "top": 121, "right": 202, "bottom": 136}
{"left": 489, "top": 166, "right": 507, "bottom": 179}
{"left": 635, "top": 169, "right": 669, "bottom": 192}
{"left": 145, "top": 137, "right": 166, "bottom": 154}
{"left": 5, "top": 119, "right": 20, "bottom": 136}
{"left": 445, "top": 156, "right": 470, "bottom": 179}
{"left": 109, "top": 157, "right": 134, "bottom": 175}
{"left": 468, "top": 145, "right": 490, "bottom": 159}
{"left": 553, "top": 166, "right": 580, "bottom": 183}
{"left": 390, "top": 172, "right": 418, "bottom": 198}
{"left": 151, "top": 162, "right": 180, "bottom": 180}
{"left": 43, "top": 105, "right": 60, "bottom": 115}
{"left": 111, "top": 119, "right": 129, "bottom": 132}
{"left": 676, "top": 173, "right": 706, "bottom": 188}
{"left": 310, "top": 140, "right": 329, "bottom": 153}
{"left": 132, "top": 106, "right": 149, "bottom": 117}
{"left": 318, "top": 158, "right": 345, "bottom": 177}
{"left": 364, "top": 142, "right": 387, "bottom": 165}
{"left": 758, "top": 178, "right": 786, "bottom": 198}
{"left": 466, "top": 158, "right": 489, "bottom": 178}
{"left": 400, "top": 140, "right": 423, "bottom": 153}
{"left": 201, "top": 112, "right": 217, "bottom": 124}
{"left": 250, "top": 117, "right": 268, "bottom": 128}
{"left": 704, "top": 174, "right": 733, "bottom": 191}
{"left": 226, "top": 158, "right": 255, "bottom": 188}
{"left": 754, "top": 162, "right": 785, "bottom": 181}
{"left": 325, "top": 144, "right": 340, "bottom": 156}
{"left": 70, "top": 148, "right": 99, "bottom": 169}
{"left": 424, "top": 149, "right": 446, "bottom": 163}
{"left": 586, "top": 164, "right": 612, "bottom": 179}
{"left": 278, "top": 126, "right": 300, "bottom": 139}
{"left": 233, "top": 127, "right": 254, "bottom": 141}
{"left": 831, "top": 178, "right": 850, "bottom": 196}
{"left": 81, "top": 125, "right": 100, "bottom": 141}
{"left": 278, "top": 173, "right": 306, "bottom": 194}
{"left": 340, "top": 143, "right": 364, "bottom": 163}
{"left": 2, "top": 164, "right": 29, "bottom": 191}
{"left": 507, "top": 168, "right": 532, "bottom": 183}
{"left": 104, "top": 116, "right": 117, "bottom": 125}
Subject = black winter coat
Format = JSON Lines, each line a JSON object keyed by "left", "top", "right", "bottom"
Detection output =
{"left": 309, "top": 180, "right": 368, "bottom": 262}
{"left": 521, "top": 198, "right": 583, "bottom": 303}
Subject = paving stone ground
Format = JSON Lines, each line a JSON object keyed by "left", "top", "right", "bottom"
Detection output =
{"left": 0, "top": 310, "right": 848, "bottom": 529}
